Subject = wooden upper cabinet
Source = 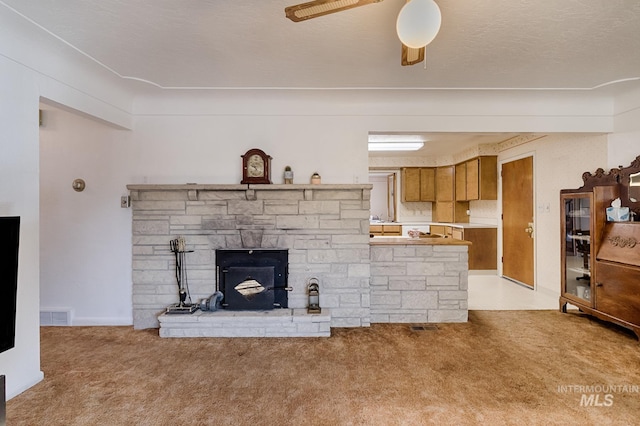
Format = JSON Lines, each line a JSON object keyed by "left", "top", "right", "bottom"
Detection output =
{"left": 455, "top": 156, "right": 498, "bottom": 201}
{"left": 401, "top": 168, "right": 421, "bottom": 202}
{"left": 420, "top": 168, "right": 436, "bottom": 201}
{"left": 475, "top": 156, "right": 497, "bottom": 200}
{"left": 401, "top": 167, "right": 435, "bottom": 202}
{"left": 455, "top": 163, "right": 466, "bottom": 201}
{"left": 466, "top": 158, "right": 480, "bottom": 200}
{"left": 436, "top": 166, "right": 455, "bottom": 201}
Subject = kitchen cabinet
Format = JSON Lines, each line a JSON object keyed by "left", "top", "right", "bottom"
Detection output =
{"left": 429, "top": 224, "right": 497, "bottom": 269}
{"left": 369, "top": 224, "right": 402, "bottom": 236}
{"left": 434, "top": 165, "right": 469, "bottom": 222}
{"left": 429, "top": 225, "right": 451, "bottom": 237}
{"left": 455, "top": 163, "right": 466, "bottom": 201}
{"left": 559, "top": 155, "right": 640, "bottom": 339}
{"left": 433, "top": 201, "right": 469, "bottom": 223}
{"left": 451, "top": 227, "right": 497, "bottom": 270}
{"left": 401, "top": 167, "right": 435, "bottom": 202}
{"left": 455, "top": 156, "right": 498, "bottom": 201}
{"left": 436, "top": 166, "right": 454, "bottom": 201}
{"left": 420, "top": 168, "right": 436, "bottom": 201}
{"left": 451, "top": 227, "right": 464, "bottom": 240}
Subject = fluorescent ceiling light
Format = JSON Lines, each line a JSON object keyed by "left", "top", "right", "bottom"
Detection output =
{"left": 368, "top": 134, "right": 426, "bottom": 151}
{"left": 368, "top": 134, "right": 425, "bottom": 143}
{"left": 368, "top": 142, "right": 424, "bottom": 151}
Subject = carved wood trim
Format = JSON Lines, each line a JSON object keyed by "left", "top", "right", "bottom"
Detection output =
{"left": 562, "top": 155, "right": 640, "bottom": 220}
{"left": 607, "top": 235, "right": 638, "bottom": 248}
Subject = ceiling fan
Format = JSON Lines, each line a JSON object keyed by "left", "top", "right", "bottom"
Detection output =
{"left": 284, "top": 0, "right": 441, "bottom": 66}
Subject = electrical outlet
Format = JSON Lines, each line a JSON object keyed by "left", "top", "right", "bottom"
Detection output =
{"left": 120, "top": 196, "right": 130, "bottom": 208}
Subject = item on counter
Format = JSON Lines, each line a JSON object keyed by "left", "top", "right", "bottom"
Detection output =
{"left": 408, "top": 228, "right": 420, "bottom": 239}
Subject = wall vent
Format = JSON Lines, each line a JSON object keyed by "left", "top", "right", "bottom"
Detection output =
{"left": 40, "top": 310, "right": 72, "bottom": 326}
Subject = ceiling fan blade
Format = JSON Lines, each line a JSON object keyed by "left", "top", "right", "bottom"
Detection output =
{"left": 285, "top": 0, "right": 383, "bottom": 22}
{"left": 401, "top": 44, "right": 425, "bottom": 66}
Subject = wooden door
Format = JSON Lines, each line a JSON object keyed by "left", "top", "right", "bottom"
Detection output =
{"left": 502, "top": 156, "right": 534, "bottom": 287}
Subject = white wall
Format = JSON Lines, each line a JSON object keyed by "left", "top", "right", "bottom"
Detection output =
{"left": 497, "top": 134, "right": 609, "bottom": 295}
{"left": 368, "top": 174, "right": 389, "bottom": 220}
{"left": 0, "top": 54, "right": 44, "bottom": 400}
{"left": 39, "top": 105, "right": 134, "bottom": 325}
{"left": 130, "top": 114, "right": 369, "bottom": 185}
{"left": 1, "top": 4, "right": 134, "bottom": 398}
{"left": 609, "top": 83, "right": 640, "bottom": 168}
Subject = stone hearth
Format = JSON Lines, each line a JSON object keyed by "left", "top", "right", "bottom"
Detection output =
{"left": 159, "top": 309, "right": 331, "bottom": 337}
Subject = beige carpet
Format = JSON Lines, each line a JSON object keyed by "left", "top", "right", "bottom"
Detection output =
{"left": 7, "top": 310, "right": 640, "bottom": 425}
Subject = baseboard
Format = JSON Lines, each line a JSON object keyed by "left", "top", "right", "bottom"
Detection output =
{"left": 72, "top": 317, "right": 133, "bottom": 326}
{"left": 469, "top": 270, "right": 498, "bottom": 275}
{"left": 6, "top": 370, "right": 44, "bottom": 400}
{"left": 536, "top": 286, "right": 559, "bottom": 298}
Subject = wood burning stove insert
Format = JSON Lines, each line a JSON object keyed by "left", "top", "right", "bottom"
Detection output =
{"left": 216, "top": 249, "right": 289, "bottom": 310}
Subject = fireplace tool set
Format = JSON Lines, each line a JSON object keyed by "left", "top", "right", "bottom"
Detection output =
{"left": 166, "top": 236, "right": 197, "bottom": 314}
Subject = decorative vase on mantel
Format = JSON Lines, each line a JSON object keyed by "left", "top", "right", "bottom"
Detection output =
{"left": 284, "top": 166, "right": 294, "bottom": 184}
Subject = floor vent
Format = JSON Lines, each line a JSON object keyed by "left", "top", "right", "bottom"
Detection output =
{"left": 40, "top": 310, "right": 72, "bottom": 326}
{"left": 410, "top": 324, "right": 438, "bottom": 332}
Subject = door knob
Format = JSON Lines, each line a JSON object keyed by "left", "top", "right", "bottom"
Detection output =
{"left": 525, "top": 222, "right": 534, "bottom": 238}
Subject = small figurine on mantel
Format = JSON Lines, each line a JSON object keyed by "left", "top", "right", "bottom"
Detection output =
{"left": 310, "top": 172, "right": 321, "bottom": 184}
{"left": 284, "top": 166, "right": 294, "bottom": 184}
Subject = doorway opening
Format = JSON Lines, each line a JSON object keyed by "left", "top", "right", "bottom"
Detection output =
{"left": 368, "top": 171, "right": 397, "bottom": 222}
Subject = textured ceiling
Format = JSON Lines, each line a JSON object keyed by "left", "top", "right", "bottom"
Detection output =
{"left": 4, "top": 0, "right": 640, "bottom": 90}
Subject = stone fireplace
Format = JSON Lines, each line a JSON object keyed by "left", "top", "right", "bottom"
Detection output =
{"left": 128, "top": 184, "right": 373, "bottom": 331}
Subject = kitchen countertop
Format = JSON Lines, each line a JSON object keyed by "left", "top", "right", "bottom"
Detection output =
{"left": 429, "top": 222, "right": 497, "bottom": 229}
{"left": 369, "top": 236, "right": 471, "bottom": 246}
{"left": 370, "top": 221, "right": 497, "bottom": 229}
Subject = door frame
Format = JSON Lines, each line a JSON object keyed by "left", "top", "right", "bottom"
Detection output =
{"left": 368, "top": 169, "right": 399, "bottom": 222}
{"left": 498, "top": 152, "right": 537, "bottom": 289}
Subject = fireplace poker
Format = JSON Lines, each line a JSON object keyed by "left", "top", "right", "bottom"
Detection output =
{"left": 166, "top": 236, "right": 197, "bottom": 314}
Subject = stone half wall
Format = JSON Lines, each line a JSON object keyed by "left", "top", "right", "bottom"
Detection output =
{"left": 128, "top": 184, "right": 372, "bottom": 329}
{"left": 370, "top": 245, "right": 468, "bottom": 323}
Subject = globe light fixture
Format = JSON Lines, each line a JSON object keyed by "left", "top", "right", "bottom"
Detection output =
{"left": 396, "top": 0, "right": 442, "bottom": 49}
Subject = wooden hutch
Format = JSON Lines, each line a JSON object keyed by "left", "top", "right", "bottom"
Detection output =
{"left": 560, "top": 155, "right": 640, "bottom": 339}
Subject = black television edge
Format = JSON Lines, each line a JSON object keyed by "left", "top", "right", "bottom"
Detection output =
{"left": 0, "top": 216, "right": 19, "bottom": 354}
